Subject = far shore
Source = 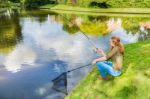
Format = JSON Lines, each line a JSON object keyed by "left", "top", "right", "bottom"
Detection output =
{"left": 0, "top": 8, "right": 7, "bottom": 13}
{"left": 40, "top": 5, "right": 150, "bottom": 14}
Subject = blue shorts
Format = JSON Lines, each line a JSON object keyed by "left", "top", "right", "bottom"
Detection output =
{"left": 96, "top": 61, "right": 121, "bottom": 77}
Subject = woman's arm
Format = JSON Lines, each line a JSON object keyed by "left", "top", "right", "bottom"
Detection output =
{"left": 92, "top": 49, "right": 107, "bottom": 65}
{"left": 95, "top": 48, "right": 107, "bottom": 57}
{"left": 92, "top": 56, "right": 107, "bottom": 65}
{"left": 98, "top": 49, "right": 107, "bottom": 57}
{"left": 92, "top": 47, "right": 118, "bottom": 65}
{"left": 106, "top": 47, "right": 118, "bottom": 59}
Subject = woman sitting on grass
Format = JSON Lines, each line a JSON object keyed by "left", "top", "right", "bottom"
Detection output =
{"left": 92, "top": 36, "right": 124, "bottom": 80}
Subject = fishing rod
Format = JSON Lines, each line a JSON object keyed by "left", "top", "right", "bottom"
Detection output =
{"left": 59, "top": 14, "right": 99, "bottom": 51}
{"left": 67, "top": 63, "right": 91, "bottom": 73}
{"left": 51, "top": 14, "right": 100, "bottom": 77}
{"left": 52, "top": 62, "right": 92, "bottom": 83}
{"left": 51, "top": 14, "right": 101, "bottom": 89}
{"left": 51, "top": 15, "right": 99, "bottom": 94}
{"left": 50, "top": 14, "right": 100, "bottom": 74}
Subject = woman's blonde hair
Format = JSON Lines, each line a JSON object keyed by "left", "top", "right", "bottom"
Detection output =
{"left": 111, "top": 36, "right": 124, "bottom": 54}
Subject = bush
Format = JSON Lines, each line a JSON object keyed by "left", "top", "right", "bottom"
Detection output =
{"left": 89, "top": 1, "right": 110, "bottom": 8}
{"left": 24, "top": 0, "right": 52, "bottom": 8}
{"left": 63, "top": 0, "right": 150, "bottom": 8}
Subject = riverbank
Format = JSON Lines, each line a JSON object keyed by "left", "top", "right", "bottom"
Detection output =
{"left": 65, "top": 40, "right": 150, "bottom": 99}
{"left": 40, "top": 5, "right": 150, "bottom": 14}
{"left": 0, "top": 8, "right": 7, "bottom": 13}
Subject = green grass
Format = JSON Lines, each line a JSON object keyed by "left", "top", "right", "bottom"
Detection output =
{"left": 39, "top": 4, "right": 56, "bottom": 9}
{"left": 45, "top": 9, "right": 150, "bottom": 18}
{"left": 40, "top": 4, "right": 150, "bottom": 17}
{"left": 66, "top": 40, "right": 150, "bottom": 99}
{"left": 0, "top": 1, "right": 20, "bottom": 9}
{"left": 47, "top": 5, "right": 150, "bottom": 14}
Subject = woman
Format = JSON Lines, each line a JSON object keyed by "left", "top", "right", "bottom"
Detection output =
{"left": 92, "top": 36, "right": 124, "bottom": 80}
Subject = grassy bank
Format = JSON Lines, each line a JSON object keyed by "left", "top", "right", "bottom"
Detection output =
{"left": 39, "top": 4, "right": 56, "bottom": 9}
{"left": 41, "top": 0, "right": 150, "bottom": 8}
{"left": 66, "top": 40, "right": 150, "bottom": 99}
{"left": 40, "top": 5, "right": 150, "bottom": 14}
{"left": 0, "top": 8, "right": 7, "bottom": 13}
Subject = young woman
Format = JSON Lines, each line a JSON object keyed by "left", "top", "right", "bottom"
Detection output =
{"left": 92, "top": 36, "right": 124, "bottom": 80}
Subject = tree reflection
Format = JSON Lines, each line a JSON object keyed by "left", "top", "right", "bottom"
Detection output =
{"left": 60, "top": 14, "right": 109, "bottom": 36}
{"left": 0, "top": 9, "right": 22, "bottom": 54}
{"left": 122, "top": 17, "right": 150, "bottom": 40}
{"left": 20, "top": 10, "right": 51, "bottom": 23}
{"left": 122, "top": 17, "right": 141, "bottom": 33}
{"left": 40, "top": 12, "right": 150, "bottom": 41}
{"left": 138, "top": 23, "right": 150, "bottom": 41}
{"left": 15, "top": 10, "right": 150, "bottom": 41}
{"left": 79, "top": 19, "right": 108, "bottom": 36}
{"left": 62, "top": 14, "right": 80, "bottom": 34}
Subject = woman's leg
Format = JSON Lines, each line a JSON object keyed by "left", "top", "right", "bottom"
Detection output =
{"left": 96, "top": 61, "right": 121, "bottom": 77}
{"left": 103, "top": 61, "right": 113, "bottom": 67}
{"left": 96, "top": 61, "right": 110, "bottom": 78}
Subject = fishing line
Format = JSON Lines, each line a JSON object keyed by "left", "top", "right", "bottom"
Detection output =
{"left": 49, "top": 14, "right": 99, "bottom": 76}
{"left": 67, "top": 63, "right": 91, "bottom": 73}
{"left": 50, "top": 14, "right": 99, "bottom": 73}
{"left": 50, "top": 14, "right": 99, "bottom": 94}
{"left": 59, "top": 14, "right": 99, "bottom": 51}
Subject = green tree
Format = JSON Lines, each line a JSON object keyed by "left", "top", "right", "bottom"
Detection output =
{"left": 9, "top": 0, "right": 20, "bottom": 3}
{"left": 0, "top": 10, "right": 22, "bottom": 54}
{"left": 24, "top": 0, "right": 52, "bottom": 8}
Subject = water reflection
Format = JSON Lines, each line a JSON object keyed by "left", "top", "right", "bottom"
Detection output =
{"left": 0, "top": 9, "right": 22, "bottom": 54}
{"left": 0, "top": 9, "right": 149, "bottom": 99}
{"left": 4, "top": 44, "right": 37, "bottom": 73}
{"left": 106, "top": 18, "right": 140, "bottom": 43}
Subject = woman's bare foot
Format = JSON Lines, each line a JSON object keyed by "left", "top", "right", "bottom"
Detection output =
{"left": 97, "top": 76, "right": 108, "bottom": 80}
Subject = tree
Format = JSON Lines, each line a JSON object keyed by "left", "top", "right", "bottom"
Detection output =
{"left": 9, "top": 0, "right": 20, "bottom": 3}
{"left": 24, "top": 0, "right": 52, "bottom": 8}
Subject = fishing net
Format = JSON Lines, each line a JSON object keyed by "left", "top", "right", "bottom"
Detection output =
{"left": 52, "top": 72, "right": 68, "bottom": 95}
{"left": 51, "top": 63, "right": 91, "bottom": 95}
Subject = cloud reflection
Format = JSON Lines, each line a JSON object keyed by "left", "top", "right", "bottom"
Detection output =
{"left": 3, "top": 44, "right": 37, "bottom": 73}
{"left": 22, "top": 17, "right": 95, "bottom": 70}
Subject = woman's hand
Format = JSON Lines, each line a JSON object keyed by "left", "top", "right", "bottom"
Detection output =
{"left": 92, "top": 59, "right": 97, "bottom": 65}
{"left": 96, "top": 48, "right": 107, "bottom": 58}
{"left": 92, "top": 56, "right": 107, "bottom": 65}
{"left": 96, "top": 48, "right": 103, "bottom": 53}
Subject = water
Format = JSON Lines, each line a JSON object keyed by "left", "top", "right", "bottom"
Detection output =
{"left": 0, "top": 9, "right": 149, "bottom": 99}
